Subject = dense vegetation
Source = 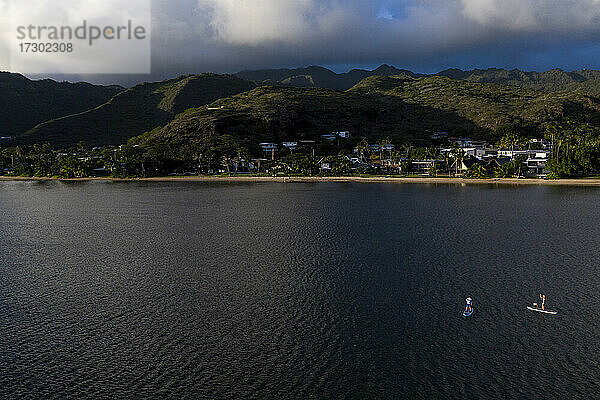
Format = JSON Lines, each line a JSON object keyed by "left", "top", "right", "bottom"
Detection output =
{"left": 437, "top": 68, "right": 600, "bottom": 93}
{"left": 544, "top": 121, "right": 600, "bottom": 178}
{"left": 0, "top": 72, "right": 122, "bottom": 138}
{"left": 132, "top": 85, "right": 450, "bottom": 151}
{"left": 130, "top": 76, "right": 600, "bottom": 155}
{"left": 349, "top": 76, "right": 600, "bottom": 140}
{"left": 13, "top": 74, "right": 256, "bottom": 147}
{"left": 3, "top": 121, "right": 600, "bottom": 179}
{"left": 0, "top": 139, "right": 531, "bottom": 178}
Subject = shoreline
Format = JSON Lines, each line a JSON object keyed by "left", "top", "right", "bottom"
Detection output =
{"left": 3, "top": 175, "right": 600, "bottom": 186}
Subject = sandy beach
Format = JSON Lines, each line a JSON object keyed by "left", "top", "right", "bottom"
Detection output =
{"left": 3, "top": 175, "right": 600, "bottom": 186}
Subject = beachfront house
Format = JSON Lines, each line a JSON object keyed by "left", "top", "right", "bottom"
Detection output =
{"left": 498, "top": 150, "right": 531, "bottom": 159}
{"left": 321, "top": 134, "right": 337, "bottom": 141}
{"left": 282, "top": 142, "right": 298, "bottom": 151}
{"left": 91, "top": 167, "right": 109, "bottom": 177}
{"left": 528, "top": 138, "right": 552, "bottom": 150}
{"left": 450, "top": 137, "right": 474, "bottom": 148}
{"left": 470, "top": 140, "right": 488, "bottom": 149}
{"left": 461, "top": 147, "right": 487, "bottom": 159}
{"left": 259, "top": 143, "right": 278, "bottom": 160}
{"left": 334, "top": 131, "right": 351, "bottom": 139}
{"left": 299, "top": 140, "right": 316, "bottom": 147}
{"left": 411, "top": 160, "right": 444, "bottom": 175}
{"left": 430, "top": 131, "right": 448, "bottom": 140}
{"left": 318, "top": 158, "right": 333, "bottom": 171}
{"left": 526, "top": 151, "right": 550, "bottom": 176}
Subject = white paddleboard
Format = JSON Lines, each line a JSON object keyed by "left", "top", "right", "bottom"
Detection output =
{"left": 527, "top": 306, "right": 557, "bottom": 315}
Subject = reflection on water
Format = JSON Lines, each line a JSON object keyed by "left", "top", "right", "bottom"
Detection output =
{"left": 1, "top": 181, "right": 600, "bottom": 399}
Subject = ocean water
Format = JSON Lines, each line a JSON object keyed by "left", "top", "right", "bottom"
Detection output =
{"left": 1, "top": 181, "right": 600, "bottom": 399}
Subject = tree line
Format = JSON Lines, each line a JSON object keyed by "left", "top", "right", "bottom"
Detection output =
{"left": 2, "top": 121, "right": 600, "bottom": 178}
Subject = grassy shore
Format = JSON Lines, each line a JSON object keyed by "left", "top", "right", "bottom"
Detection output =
{"left": 4, "top": 175, "right": 600, "bottom": 186}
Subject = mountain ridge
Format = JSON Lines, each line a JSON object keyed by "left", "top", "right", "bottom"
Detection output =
{"left": 7, "top": 65, "right": 600, "bottom": 148}
{"left": 236, "top": 65, "right": 600, "bottom": 93}
{"left": 131, "top": 75, "right": 600, "bottom": 158}
{"left": 16, "top": 73, "right": 256, "bottom": 147}
{"left": 0, "top": 71, "right": 123, "bottom": 138}
{"left": 236, "top": 64, "right": 424, "bottom": 91}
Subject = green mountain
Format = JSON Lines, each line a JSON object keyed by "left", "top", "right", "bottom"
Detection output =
{"left": 132, "top": 85, "right": 466, "bottom": 151}
{"left": 237, "top": 65, "right": 600, "bottom": 94}
{"left": 10, "top": 68, "right": 600, "bottom": 149}
{"left": 132, "top": 75, "right": 600, "bottom": 155}
{"left": 16, "top": 74, "right": 256, "bottom": 147}
{"left": 437, "top": 68, "right": 600, "bottom": 93}
{"left": 0, "top": 72, "right": 122, "bottom": 138}
{"left": 349, "top": 75, "right": 600, "bottom": 135}
{"left": 236, "top": 65, "right": 423, "bottom": 91}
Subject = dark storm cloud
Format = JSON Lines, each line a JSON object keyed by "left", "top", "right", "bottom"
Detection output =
{"left": 151, "top": 0, "right": 600, "bottom": 77}
{"left": 4, "top": 0, "right": 600, "bottom": 85}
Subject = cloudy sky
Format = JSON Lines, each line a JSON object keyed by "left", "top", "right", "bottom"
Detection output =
{"left": 3, "top": 0, "right": 600, "bottom": 85}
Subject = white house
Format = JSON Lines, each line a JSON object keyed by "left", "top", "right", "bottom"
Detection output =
{"left": 498, "top": 150, "right": 531, "bottom": 158}
{"left": 449, "top": 137, "right": 474, "bottom": 148}
{"left": 430, "top": 131, "right": 448, "bottom": 140}
{"left": 334, "top": 131, "right": 351, "bottom": 139}
{"left": 526, "top": 151, "right": 550, "bottom": 176}
{"left": 282, "top": 142, "right": 298, "bottom": 151}
{"left": 461, "top": 147, "right": 487, "bottom": 159}
{"left": 259, "top": 143, "right": 279, "bottom": 154}
{"left": 259, "top": 143, "right": 278, "bottom": 150}
{"left": 470, "top": 140, "right": 488, "bottom": 149}
{"left": 529, "top": 139, "right": 552, "bottom": 149}
{"left": 411, "top": 160, "right": 439, "bottom": 175}
{"left": 259, "top": 143, "right": 278, "bottom": 160}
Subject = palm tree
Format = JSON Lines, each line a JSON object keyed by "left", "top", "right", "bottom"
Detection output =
{"left": 357, "top": 139, "right": 369, "bottom": 162}
{"left": 442, "top": 151, "right": 452, "bottom": 176}
{"left": 514, "top": 156, "right": 527, "bottom": 178}
{"left": 425, "top": 147, "right": 440, "bottom": 177}
{"left": 401, "top": 143, "right": 413, "bottom": 159}
{"left": 467, "top": 164, "right": 488, "bottom": 178}
{"left": 15, "top": 146, "right": 25, "bottom": 163}
{"left": 379, "top": 137, "right": 392, "bottom": 160}
{"left": 449, "top": 145, "right": 464, "bottom": 176}
{"left": 234, "top": 147, "right": 251, "bottom": 175}
{"left": 498, "top": 132, "right": 527, "bottom": 158}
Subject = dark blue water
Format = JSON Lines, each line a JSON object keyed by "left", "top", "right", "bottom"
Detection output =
{"left": 1, "top": 181, "right": 600, "bottom": 399}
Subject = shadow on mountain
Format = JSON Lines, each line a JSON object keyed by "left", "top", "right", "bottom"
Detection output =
{"left": 137, "top": 87, "right": 487, "bottom": 150}
{"left": 0, "top": 72, "right": 122, "bottom": 138}
{"left": 16, "top": 89, "right": 172, "bottom": 147}
{"left": 13, "top": 74, "right": 256, "bottom": 147}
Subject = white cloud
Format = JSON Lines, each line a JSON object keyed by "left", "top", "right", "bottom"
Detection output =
{"left": 0, "top": 0, "right": 151, "bottom": 74}
{"left": 201, "top": 0, "right": 317, "bottom": 45}
{"left": 461, "top": 0, "right": 600, "bottom": 32}
{"left": 0, "top": 0, "right": 10, "bottom": 70}
{"left": 191, "top": 0, "right": 469, "bottom": 53}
